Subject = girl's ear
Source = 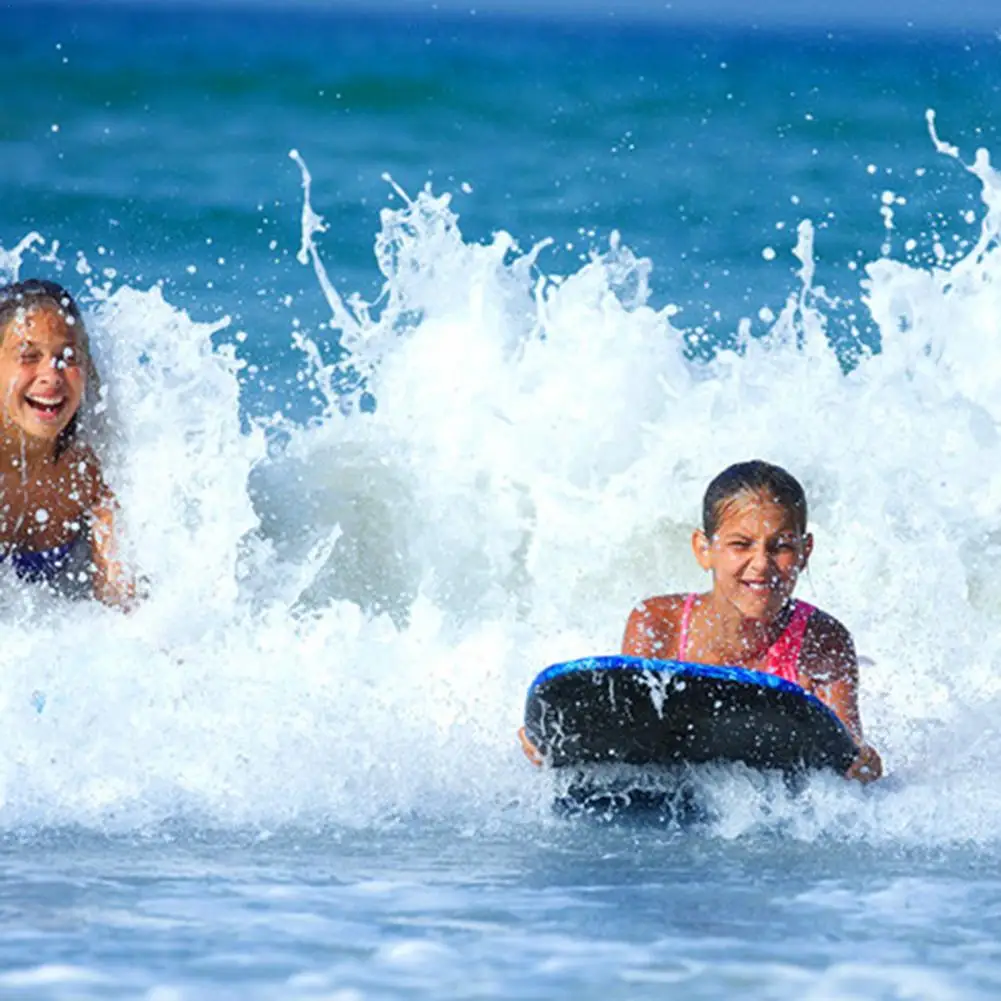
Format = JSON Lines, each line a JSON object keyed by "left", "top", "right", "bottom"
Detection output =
{"left": 801, "top": 532, "right": 814, "bottom": 568}
{"left": 692, "top": 529, "right": 713, "bottom": 571}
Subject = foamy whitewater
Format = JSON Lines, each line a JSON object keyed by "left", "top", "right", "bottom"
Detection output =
{"left": 4, "top": 5, "right": 1001, "bottom": 996}
{"left": 2, "top": 114, "right": 1000, "bottom": 843}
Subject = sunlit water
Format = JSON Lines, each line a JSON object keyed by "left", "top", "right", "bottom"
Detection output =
{"left": 3, "top": 4, "right": 1001, "bottom": 997}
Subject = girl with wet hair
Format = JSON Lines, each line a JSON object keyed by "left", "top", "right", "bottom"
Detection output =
{"left": 621, "top": 459, "right": 882, "bottom": 783}
{"left": 0, "top": 278, "right": 137, "bottom": 607}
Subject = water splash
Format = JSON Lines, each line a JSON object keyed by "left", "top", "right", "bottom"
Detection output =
{"left": 3, "top": 133, "right": 1001, "bottom": 844}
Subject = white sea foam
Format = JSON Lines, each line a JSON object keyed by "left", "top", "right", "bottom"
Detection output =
{"left": 2, "top": 121, "right": 1001, "bottom": 844}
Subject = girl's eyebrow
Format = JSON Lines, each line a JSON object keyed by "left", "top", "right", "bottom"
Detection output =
{"left": 721, "top": 528, "right": 797, "bottom": 540}
{"left": 18, "top": 339, "right": 73, "bottom": 350}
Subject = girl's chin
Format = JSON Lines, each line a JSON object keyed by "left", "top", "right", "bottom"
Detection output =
{"left": 22, "top": 415, "right": 66, "bottom": 435}
{"left": 2, "top": 414, "right": 69, "bottom": 443}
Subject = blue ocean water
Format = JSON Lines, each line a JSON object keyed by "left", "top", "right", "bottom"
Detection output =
{"left": 5, "top": 2, "right": 1001, "bottom": 997}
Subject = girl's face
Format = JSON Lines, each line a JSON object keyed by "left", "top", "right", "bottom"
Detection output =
{"left": 0, "top": 304, "right": 86, "bottom": 446}
{"left": 692, "top": 490, "right": 813, "bottom": 623}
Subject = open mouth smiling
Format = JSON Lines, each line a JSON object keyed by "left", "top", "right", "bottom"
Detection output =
{"left": 25, "top": 394, "right": 67, "bottom": 419}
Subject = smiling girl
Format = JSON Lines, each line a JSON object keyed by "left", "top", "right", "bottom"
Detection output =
{"left": 621, "top": 460, "right": 882, "bottom": 783}
{"left": 0, "top": 278, "right": 137, "bottom": 608}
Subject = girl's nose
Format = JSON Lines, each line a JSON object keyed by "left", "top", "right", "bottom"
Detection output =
{"left": 33, "top": 361, "right": 66, "bottom": 389}
{"left": 44, "top": 355, "right": 67, "bottom": 375}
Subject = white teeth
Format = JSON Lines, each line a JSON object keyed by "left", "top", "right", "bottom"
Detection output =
{"left": 26, "top": 396, "right": 65, "bottom": 407}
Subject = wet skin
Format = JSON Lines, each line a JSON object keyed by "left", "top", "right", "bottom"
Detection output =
{"left": 618, "top": 491, "right": 883, "bottom": 783}
{"left": 0, "top": 303, "right": 135, "bottom": 607}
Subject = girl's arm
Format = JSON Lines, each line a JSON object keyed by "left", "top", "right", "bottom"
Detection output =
{"left": 89, "top": 492, "right": 139, "bottom": 610}
{"left": 76, "top": 450, "right": 141, "bottom": 611}
{"left": 74, "top": 448, "right": 142, "bottom": 611}
{"left": 802, "top": 613, "right": 882, "bottom": 783}
{"left": 517, "top": 726, "right": 543, "bottom": 767}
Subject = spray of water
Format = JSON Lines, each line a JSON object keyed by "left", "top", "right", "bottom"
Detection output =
{"left": 2, "top": 116, "right": 1001, "bottom": 842}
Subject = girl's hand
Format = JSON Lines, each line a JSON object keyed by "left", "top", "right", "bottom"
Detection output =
{"left": 845, "top": 743, "right": 883, "bottom": 784}
{"left": 517, "top": 726, "right": 544, "bottom": 767}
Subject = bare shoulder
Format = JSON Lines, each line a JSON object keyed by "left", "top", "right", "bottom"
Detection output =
{"left": 55, "top": 443, "right": 109, "bottom": 506}
{"left": 623, "top": 593, "right": 688, "bottom": 657}
{"left": 627, "top": 593, "right": 688, "bottom": 628}
{"left": 801, "top": 607, "right": 857, "bottom": 682}
{"left": 634, "top": 593, "right": 686, "bottom": 616}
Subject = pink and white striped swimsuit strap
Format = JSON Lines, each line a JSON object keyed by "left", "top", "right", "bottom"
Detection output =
{"left": 675, "top": 594, "right": 816, "bottom": 683}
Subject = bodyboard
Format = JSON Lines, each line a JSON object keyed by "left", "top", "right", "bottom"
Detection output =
{"left": 523, "top": 656, "right": 858, "bottom": 775}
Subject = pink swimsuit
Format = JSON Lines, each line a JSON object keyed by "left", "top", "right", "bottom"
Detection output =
{"left": 677, "top": 593, "right": 816, "bottom": 684}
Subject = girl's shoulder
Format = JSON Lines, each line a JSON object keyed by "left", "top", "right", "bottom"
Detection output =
{"left": 623, "top": 593, "right": 691, "bottom": 657}
{"left": 54, "top": 443, "right": 108, "bottom": 503}
{"left": 802, "top": 605, "right": 854, "bottom": 646}
{"left": 800, "top": 605, "right": 857, "bottom": 679}
{"left": 625, "top": 593, "right": 692, "bottom": 640}
{"left": 57, "top": 440, "right": 99, "bottom": 468}
{"left": 631, "top": 592, "right": 690, "bottom": 621}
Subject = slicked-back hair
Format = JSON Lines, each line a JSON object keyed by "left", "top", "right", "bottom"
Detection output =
{"left": 0, "top": 279, "right": 99, "bottom": 461}
{"left": 702, "top": 460, "right": 808, "bottom": 538}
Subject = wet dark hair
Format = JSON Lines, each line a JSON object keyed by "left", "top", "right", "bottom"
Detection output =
{"left": 702, "top": 460, "right": 808, "bottom": 538}
{"left": 0, "top": 278, "right": 99, "bottom": 460}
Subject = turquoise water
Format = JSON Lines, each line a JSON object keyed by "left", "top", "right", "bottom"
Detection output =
{"left": 8, "top": 4, "right": 1001, "bottom": 387}
{"left": 5, "top": 2, "right": 1001, "bottom": 997}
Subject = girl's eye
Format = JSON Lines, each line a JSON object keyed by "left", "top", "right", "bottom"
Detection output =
{"left": 19, "top": 352, "right": 41, "bottom": 364}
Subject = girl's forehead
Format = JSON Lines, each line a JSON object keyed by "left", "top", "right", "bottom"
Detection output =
{"left": 3, "top": 304, "right": 78, "bottom": 345}
{"left": 715, "top": 491, "right": 801, "bottom": 533}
